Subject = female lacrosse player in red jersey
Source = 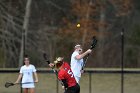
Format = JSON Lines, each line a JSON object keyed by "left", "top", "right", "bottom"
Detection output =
{"left": 49, "top": 57, "right": 80, "bottom": 93}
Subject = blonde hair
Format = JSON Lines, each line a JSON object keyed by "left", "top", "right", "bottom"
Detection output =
{"left": 54, "top": 57, "right": 64, "bottom": 68}
{"left": 74, "top": 44, "right": 81, "bottom": 49}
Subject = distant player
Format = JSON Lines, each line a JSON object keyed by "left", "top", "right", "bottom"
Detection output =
{"left": 15, "top": 55, "right": 38, "bottom": 93}
{"left": 49, "top": 57, "right": 80, "bottom": 93}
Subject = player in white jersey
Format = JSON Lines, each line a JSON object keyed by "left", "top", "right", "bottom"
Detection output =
{"left": 71, "top": 44, "right": 92, "bottom": 83}
{"left": 15, "top": 55, "right": 38, "bottom": 93}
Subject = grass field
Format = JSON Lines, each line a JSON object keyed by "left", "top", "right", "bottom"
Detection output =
{"left": 0, "top": 70, "right": 140, "bottom": 93}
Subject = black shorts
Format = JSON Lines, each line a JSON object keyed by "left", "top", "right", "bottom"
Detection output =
{"left": 65, "top": 83, "right": 80, "bottom": 93}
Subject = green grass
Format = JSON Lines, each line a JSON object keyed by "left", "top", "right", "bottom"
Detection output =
{"left": 0, "top": 73, "right": 140, "bottom": 93}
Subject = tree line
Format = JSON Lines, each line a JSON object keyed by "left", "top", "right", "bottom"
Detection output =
{"left": 0, "top": 0, "right": 139, "bottom": 68}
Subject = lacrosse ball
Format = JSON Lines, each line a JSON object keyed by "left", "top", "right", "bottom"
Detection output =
{"left": 77, "top": 24, "right": 80, "bottom": 28}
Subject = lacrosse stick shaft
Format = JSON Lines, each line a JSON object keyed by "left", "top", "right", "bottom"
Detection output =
{"left": 50, "top": 65, "right": 65, "bottom": 87}
{"left": 82, "top": 36, "right": 97, "bottom": 69}
{"left": 5, "top": 82, "right": 36, "bottom": 88}
{"left": 17, "top": 82, "right": 36, "bottom": 84}
{"left": 43, "top": 53, "right": 66, "bottom": 91}
{"left": 82, "top": 54, "right": 89, "bottom": 69}
{"left": 49, "top": 64, "right": 66, "bottom": 91}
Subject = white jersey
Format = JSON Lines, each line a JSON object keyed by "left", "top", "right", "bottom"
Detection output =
{"left": 71, "top": 51, "right": 83, "bottom": 77}
{"left": 20, "top": 64, "right": 36, "bottom": 88}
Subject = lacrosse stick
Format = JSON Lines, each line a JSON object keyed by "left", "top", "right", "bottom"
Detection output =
{"left": 82, "top": 36, "right": 98, "bottom": 69}
{"left": 43, "top": 53, "right": 66, "bottom": 91}
{"left": 5, "top": 82, "right": 36, "bottom": 88}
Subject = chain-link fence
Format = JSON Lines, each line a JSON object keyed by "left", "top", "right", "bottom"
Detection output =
{"left": 0, "top": 69, "right": 140, "bottom": 93}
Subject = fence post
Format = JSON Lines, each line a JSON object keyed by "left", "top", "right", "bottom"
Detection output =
{"left": 56, "top": 78, "right": 59, "bottom": 93}
{"left": 89, "top": 72, "right": 92, "bottom": 93}
{"left": 121, "top": 30, "right": 124, "bottom": 93}
{"left": 20, "top": 83, "right": 22, "bottom": 93}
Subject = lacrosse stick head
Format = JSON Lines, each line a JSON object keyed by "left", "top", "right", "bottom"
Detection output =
{"left": 5, "top": 82, "right": 14, "bottom": 88}
{"left": 90, "top": 36, "right": 97, "bottom": 49}
{"left": 43, "top": 53, "right": 50, "bottom": 64}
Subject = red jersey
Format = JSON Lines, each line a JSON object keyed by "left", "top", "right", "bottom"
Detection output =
{"left": 58, "top": 62, "right": 77, "bottom": 87}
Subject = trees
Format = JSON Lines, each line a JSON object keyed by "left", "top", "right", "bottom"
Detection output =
{"left": 0, "top": 0, "right": 25, "bottom": 67}
{"left": 0, "top": 0, "right": 139, "bottom": 68}
{"left": 57, "top": 0, "right": 134, "bottom": 67}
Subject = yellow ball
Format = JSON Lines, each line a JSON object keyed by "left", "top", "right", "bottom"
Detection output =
{"left": 77, "top": 24, "right": 80, "bottom": 28}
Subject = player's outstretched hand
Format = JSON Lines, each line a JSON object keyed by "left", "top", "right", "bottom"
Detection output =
{"left": 49, "top": 63, "right": 55, "bottom": 68}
